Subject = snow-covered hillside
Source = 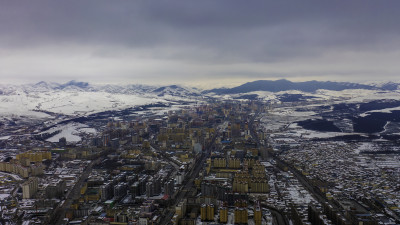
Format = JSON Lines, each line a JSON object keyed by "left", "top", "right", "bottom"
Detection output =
{"left": 1, "top": 80, "right": 400, "bottom": 121}
{"left": 0, "top": 81, "right": 201, "bottom": 119}
{"left": 209, "top": 88, "right": 400, "bottom": 104}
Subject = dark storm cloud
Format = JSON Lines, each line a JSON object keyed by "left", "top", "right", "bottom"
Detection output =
{"left": 1, "top": 0, "right": 400, "bottom": 85}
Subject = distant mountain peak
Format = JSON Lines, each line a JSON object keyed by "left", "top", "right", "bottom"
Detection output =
{"left": 59, "top": 80, "right": 89, "bottom": 89}
{"left": 152, "top": 84, "right": 200, "bottom": 97}
{"left": 205, "top": 79, "right": 381, "bottom": 94}
{"left": 34, "top": 81, "right": 48, "bottom": 85}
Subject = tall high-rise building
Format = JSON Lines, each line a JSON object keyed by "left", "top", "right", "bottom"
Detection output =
{"left": 22, "top": 177, "right": 38, "bottom": 199}
{"left": 164, "top": 179, "right": 175, "bottom": 196}
{"left": 254, "top": 202, "right": 262, "bottom": 225}
{"left": 219, "top": 207, "right": 228, "bottom": 223}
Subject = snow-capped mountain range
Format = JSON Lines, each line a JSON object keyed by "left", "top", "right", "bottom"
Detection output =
{"left": 0, "top": 81, "right": 204, "bottom": 120}
{"left": 0, "top": 80, "right": 201, "bottom": 97}
{"left": 206, "top": 79, "right": 400, "bottom": 94}
{"left": 1, "top": 79, "right": 400, "bottom": 120}
{"left": 2, "top": 79, "right": 399, "bottom": 96}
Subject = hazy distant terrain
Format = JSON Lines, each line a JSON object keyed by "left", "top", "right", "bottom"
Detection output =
{"left": 1, "top": 79, "right": 400, "bottom": 143}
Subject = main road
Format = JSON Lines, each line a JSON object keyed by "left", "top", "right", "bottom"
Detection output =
{"left": 159, "top": 130, "right": 218, "bottom": 225}
{"left": 46, "top": 149, "right": 114, "bottom": 225}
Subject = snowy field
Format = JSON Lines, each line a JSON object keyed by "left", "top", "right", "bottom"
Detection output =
{"left": 213, "top": 89, "right": 400, "bottom": 105}
{"left": 41, "top": 122, "right": 98, "bottom": 143}
{"left": 0, "top": 90, "right": 167, "bottom": 117}
{"left": 261, "top": 107, "right": 320, "bottom": 132}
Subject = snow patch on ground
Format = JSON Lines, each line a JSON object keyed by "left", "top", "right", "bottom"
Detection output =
{"left": 43, "top": 122, "right": 98, "bottom": 143}
{"left": 314, "top": 89, "right": 400, "bottom": 103}
{"left": 355, "top": 142, "right": 376, "bottom": 154}
{"left": 286, "top": 186, "right": 314, "bottom": 205}
{"left": 78, "top": 128, "right": 97, "bottom": 134}
{"left": 0, "top": 171, "right": 23, "bottom": 181}
{"left": 269, "top": 108, "right": 316, "bottom": 117}
{"left": 360, "top": 106, "right": 400, "bottom": 117}
{"left": 0, "top": 193, "right": 11, "bottom": 200}
{"left": 247, "top": 91, "right": 278, "bottom": 102}
{"left": 286, "top": 123, "right": 351, "bottom": 139}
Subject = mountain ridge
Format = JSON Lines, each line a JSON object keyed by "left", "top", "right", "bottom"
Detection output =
{"left": 1, "top": 79, "right": 399, "bottom": 97}
{"left": 205, "top": 79, "right": 392, "bottom": 94}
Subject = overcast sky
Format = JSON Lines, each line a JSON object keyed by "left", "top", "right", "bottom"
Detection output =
{"left": 1, "top": 1, "right": 400, "bottom": 88}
